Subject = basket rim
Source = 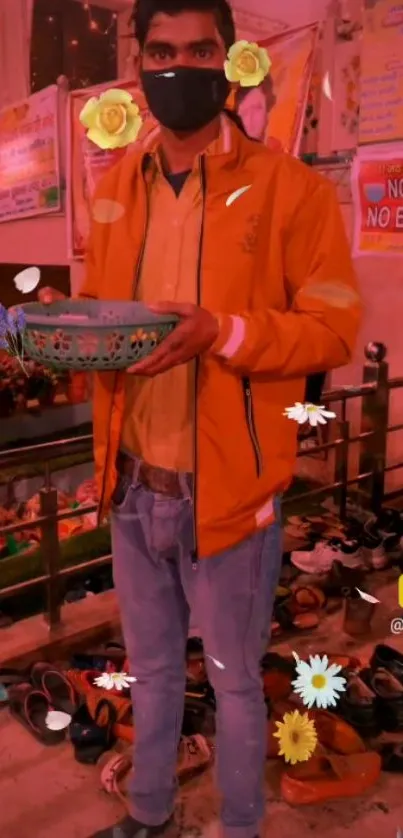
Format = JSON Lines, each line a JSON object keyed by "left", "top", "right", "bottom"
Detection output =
{"left": 20, "top": 300, "right": 179, "bottom": 330}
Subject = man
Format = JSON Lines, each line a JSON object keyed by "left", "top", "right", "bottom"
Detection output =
{"left": 41, "top": 1, "right": 361, "bottom": 836}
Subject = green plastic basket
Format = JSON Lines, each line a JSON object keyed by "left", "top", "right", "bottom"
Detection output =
{"left": 21, "top": 300, "right": 178, "bottom": 371}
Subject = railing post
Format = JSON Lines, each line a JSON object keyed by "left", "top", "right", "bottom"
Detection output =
{"left": 333, "top": 419, "right": 350, "bottom": 520}
{"left": 39, "top": 486, "right": 62, "bottom": 628}
{"left": 358, "top": 342, "right": 389, "bottom": 515}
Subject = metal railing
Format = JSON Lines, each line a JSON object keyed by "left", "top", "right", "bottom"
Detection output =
{"left": 0, "top": 342, "right": 402, "bottom": 629}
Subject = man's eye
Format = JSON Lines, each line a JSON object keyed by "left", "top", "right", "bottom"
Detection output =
{"left": 151, "top": 49, "right": 171, "bottom": 61}
{"left": 194, "top": 48, "right": 213, "bottom": 59}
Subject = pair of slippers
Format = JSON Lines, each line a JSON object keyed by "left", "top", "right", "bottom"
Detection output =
{"left": 7, "top": 662, "right": 77, "bottom": 746}
{"left": 6, "top": 662, "right": 116, "bottom": 763}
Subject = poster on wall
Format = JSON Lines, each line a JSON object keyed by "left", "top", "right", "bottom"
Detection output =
{"left": 0, "top": 85, "right": 61, "bottom": 223}
{"left": 359, "top": 0, "right": 403, "bottom": 144}
{"left": 68, "top": 25, "right": 316, "bottom": 259}
{"left": 351, "top": 145, "right": 403, "bottom": 256}
{"left": 330, "top": 37, "right": 360, "bottom": 152}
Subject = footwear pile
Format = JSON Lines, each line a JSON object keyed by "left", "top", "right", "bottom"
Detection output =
{"left": 288, "top": 504, "right": 403, "bottom": 574}
{"left": 264, "top": 642, "right": 403, "bottom": 805}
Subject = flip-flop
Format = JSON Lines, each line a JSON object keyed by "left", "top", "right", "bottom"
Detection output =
{"left": 8, "top": 682, "right": 66, "bottom": 745}
{"left": 30, "top": 662, "right": 77, "bottom": 715}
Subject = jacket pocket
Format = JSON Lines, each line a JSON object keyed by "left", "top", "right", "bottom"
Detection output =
{"left": 241, "top": 377, "right": 263, "bottom": 477}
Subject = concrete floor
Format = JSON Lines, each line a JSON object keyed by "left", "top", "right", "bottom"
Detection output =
{"left": 1, "top": 573, "right": 403, "bottom": 838}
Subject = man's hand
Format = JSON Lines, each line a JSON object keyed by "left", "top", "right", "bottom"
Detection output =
{"left": 127, "top": 302, "right": 219, "bottom": 376}
{"left": 38, "top": 287, "right": 66, "bottom": 304}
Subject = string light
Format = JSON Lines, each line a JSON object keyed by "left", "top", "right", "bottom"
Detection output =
{"left": 81, "top": 0, "right": 117, "bottom": 37}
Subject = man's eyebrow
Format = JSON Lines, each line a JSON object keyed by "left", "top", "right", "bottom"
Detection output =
{"left": 144, "top": 38, "right": 219, "bottom": 50}
{"left": 144, "top": 40, "right": 176, "bottom": 51}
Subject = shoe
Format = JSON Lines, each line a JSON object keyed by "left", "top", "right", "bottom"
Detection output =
{"left": 363, "top": 514, "right": 403, "bottom": 566}
{"left": 370, "top": 644, "right": 403, "bottom": 684}
{"left": 361, "top": 666, "right": 403, "bottom": 732}
{"left": 291, "top": 537, "right": 363, "bottom": 574}
{"left": 281, "top": 750, "right": 381, "bottom": 805}
{"left": 90, "top": 815, "right": 173, "bottom": 838}
{"left": 335, "top": 669, "right": 379, "bottom": 736}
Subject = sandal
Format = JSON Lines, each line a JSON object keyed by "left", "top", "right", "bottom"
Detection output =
{"left": 69, "top": 698, "right": 117, "bottom": 764}
{"left": 291, "top": 585, "right": 326, "bottom": 612}
{"left": 30, "top": 662, "right": 77, "bottom": 715}
{"left": 271, "top": 598, "right": 320, "bottom": 635}
{"left": 8, "top": 682, "right": 66, "bottom": 745}
{"left": 100, "top": 750, "right": 132, "bottom": 806}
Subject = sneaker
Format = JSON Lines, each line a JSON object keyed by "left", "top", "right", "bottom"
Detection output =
{"left": 291, "top": 538, "right": 363, "bottom": 574}
{"left": 363, "top": 514, "right": 403, "bottom": 565}
{"left": 89, "top": 815, "right": 172, "bottom": 838}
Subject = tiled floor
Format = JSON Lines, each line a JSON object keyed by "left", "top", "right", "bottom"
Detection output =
{"left": 1, "top": 575, "right": 403, "bottom": 838}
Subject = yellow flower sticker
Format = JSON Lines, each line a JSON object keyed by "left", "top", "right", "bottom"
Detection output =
{"left": 224, "top": 40, "right": 271, "bottom": 88}
{"left": 273, "top": 710, "right": 317, "bottom": 765}
{"left": 79, "top": 88, "right": 143, "bottom": 150}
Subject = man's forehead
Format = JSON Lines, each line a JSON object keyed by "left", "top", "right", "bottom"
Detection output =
{"left": 146, "top": 10, "right": 221, "bottom": 42}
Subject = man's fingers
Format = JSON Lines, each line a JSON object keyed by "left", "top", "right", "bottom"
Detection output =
{"left": 149, "top": 301, "right": 194, "bottom": 317}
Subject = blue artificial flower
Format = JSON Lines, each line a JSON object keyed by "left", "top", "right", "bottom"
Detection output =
{"left": 15, "top": 307, "right": 26, "bottom": 332}
{"left": 6, "top": 310, "right": 17, "bottom": 336}
{"left": 0, "top": 304, "right": 7, "bottom": 335}
{"left": 0, "top": 335, "right": 8, "bottom": 349}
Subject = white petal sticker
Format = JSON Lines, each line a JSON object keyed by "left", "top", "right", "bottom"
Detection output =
{"left": 206, "top": 655, "right": 225, "bottom": 670}
{"left": 92, "top": 199, "right": 125, "bottom": 224}
{"left": 45, "top": 709, "right": 72, "bottom": 730}
{"left": 355, "top": 588, "right": 380, "bottom": 604}
{"left": 226, "top": 185, "right": 252, "bottom": 207}
{"left": 13, "top": 266, "right": 41, "bottom": 294}
{"left": 322, "top": 72, "right": 333, "bottom": 101}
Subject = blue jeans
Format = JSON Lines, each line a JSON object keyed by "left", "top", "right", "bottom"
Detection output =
{"left": 110, "top": 463, "right": 282, "bottom": 838}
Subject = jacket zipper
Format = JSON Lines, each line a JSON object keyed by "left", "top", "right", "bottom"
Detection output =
{"left": 192, "top": 156, "right": 207, "bottom": 567}
{"left": 242, "top": 377, "right": 263, "bottom": 477}
{"left": 98, "top": 170, "right": 151, "bottom": 519}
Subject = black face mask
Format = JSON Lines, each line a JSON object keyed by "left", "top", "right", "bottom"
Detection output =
{"left": 140, "top": 66, "right": 230, "bottom": 132}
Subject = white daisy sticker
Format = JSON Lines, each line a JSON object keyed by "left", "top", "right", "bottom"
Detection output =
{"left": 283, "top": 402, "right": 336, "bottom": 427}
{"left": 291, "top": 652, "right": 346, "bottom": 709}
{"left": 94, "top": 671, "right": 136, "bottom": 691}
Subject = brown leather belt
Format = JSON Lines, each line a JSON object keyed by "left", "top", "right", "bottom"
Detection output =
{"left": 116, "top": 450, "right": 190, "bottom": 499}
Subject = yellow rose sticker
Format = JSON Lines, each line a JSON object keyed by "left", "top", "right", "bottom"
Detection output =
{"left": 79, "top": 88, "right": 143, "bottom": 150}
{"left": 224, "top": 40, "right": 271, "bottom": 88}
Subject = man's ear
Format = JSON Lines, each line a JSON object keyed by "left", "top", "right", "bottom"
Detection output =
{"left": 132, "top": 38, "right": 141, "bottom": 85}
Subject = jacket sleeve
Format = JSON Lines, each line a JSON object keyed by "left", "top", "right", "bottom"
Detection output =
{"left": 209, "top": 178, "right": 362, "bottom": 377}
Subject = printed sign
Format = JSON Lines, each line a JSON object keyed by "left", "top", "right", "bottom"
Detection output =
{"left": 0, "top": 86, "right": 61, "bottom": 223}
{"left": 352, "top": 146, "right": 403, "bottom": 255}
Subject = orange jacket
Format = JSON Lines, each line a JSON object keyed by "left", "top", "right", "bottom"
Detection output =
{"left": 81, "top": 121, "right": 361, "bottom": 557}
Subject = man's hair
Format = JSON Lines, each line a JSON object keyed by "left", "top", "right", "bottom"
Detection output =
{"left": 130, "top": 0, "right": 236, "bottom": 51}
